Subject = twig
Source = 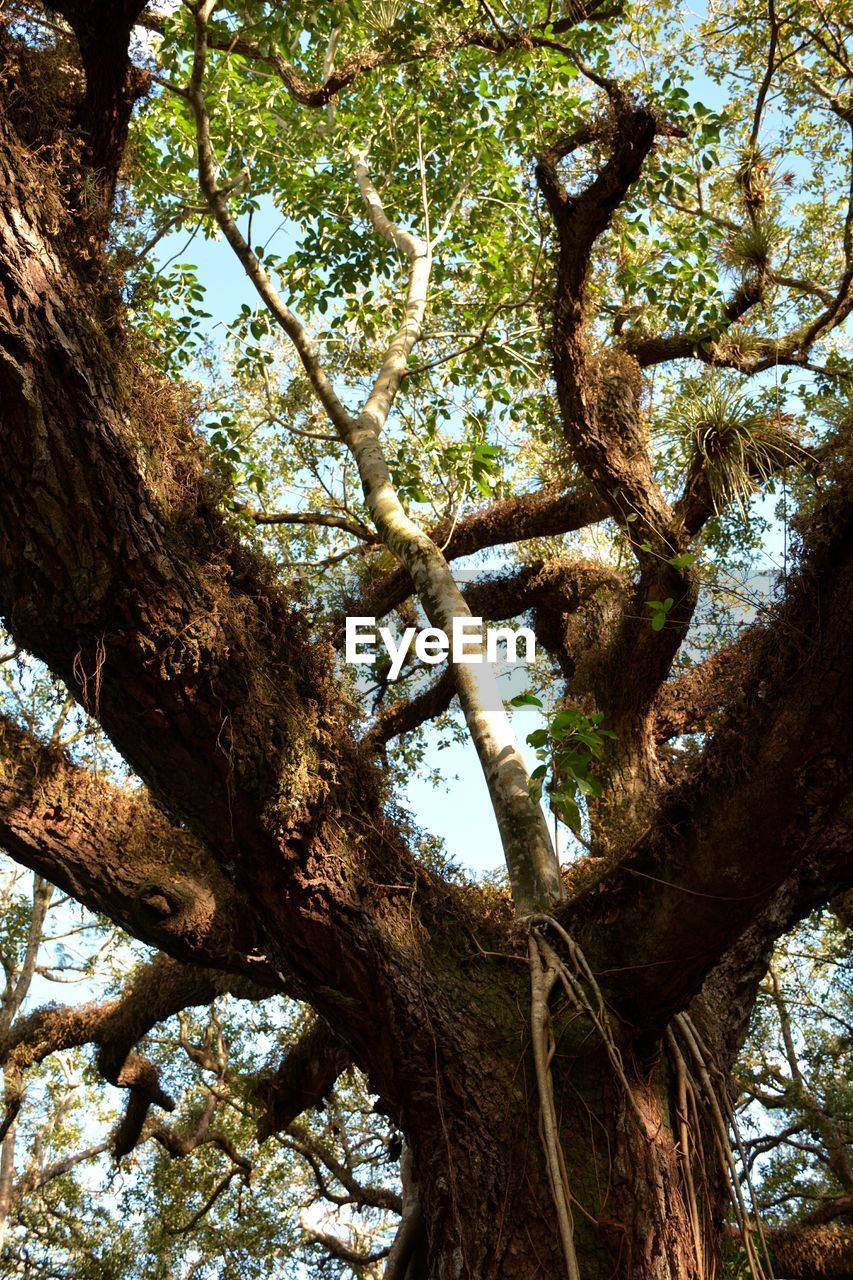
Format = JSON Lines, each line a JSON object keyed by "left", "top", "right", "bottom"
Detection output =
{"left": 165, "top": 1166, "right": 244, "bottom": 1234}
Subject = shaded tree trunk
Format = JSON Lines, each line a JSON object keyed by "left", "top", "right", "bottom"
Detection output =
{"left": 0, "top": 19, "right": 850, "bottom": 1280}
{"left": 379, "top": 973, "right": 726, "bottom": 1280}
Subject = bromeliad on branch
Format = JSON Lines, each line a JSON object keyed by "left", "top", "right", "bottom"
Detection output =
{"left": 0, "top": 0, "right": 850, "bottom": 1275}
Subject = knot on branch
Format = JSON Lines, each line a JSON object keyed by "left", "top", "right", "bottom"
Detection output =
{"left": 133, "top": 876, "right": 217, "bottom": 950}
{"left": 254, "top": 1017, "right": 352, "bottom": 1142}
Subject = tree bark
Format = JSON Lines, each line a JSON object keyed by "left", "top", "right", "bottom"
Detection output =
{"left": 0, "top": 17, "right": 850, "bottom": 1280}
{"left": 377, "top": 986, "right": 728, "bottom": 1280}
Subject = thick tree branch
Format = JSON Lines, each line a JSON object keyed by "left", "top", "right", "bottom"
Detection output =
{"left": 623, "top": 125, "right": 853, "bottom": 376}
{"left": 383, "top": 1200, "right": 426, "bottom": 1280}
{"left": 797, "top": 1196, "right": 853, "bottom": 1228}
{"left": 0, "top": 714, "right": 277, "bottom": 980}
{"left": 622, "top": 275, "right": 765, "bottom": 370}
{"left": 344, "top": 482, "right": 609, "bottom": 629}
{"left": 365, "top": 666, "right": 457, "bottom": 748}
{"left": 652, "top": 637, "right": 756, "bottom": 741}
{"left": 47, "top": 0, "right": 151, "bottom": 205}
{"left": 0, "top": 952, "right": 268, "bottom": 1148}
{"left": 363, "top": 559, "right": 622, "bottom": 746}
{"left": 567, "top": 460, "right": 853, "bottom": 1030}
{"left": 462, "top": 557, "right": 622, "bottom": 622}
{"left": 538, "top": 103, "right": 705, "bottom": 795}
{"left": 343, "top": 148, "right": 564, "bottom": 911}
{"left": 765, "top": 1224, "right": 853, "bottom": 1279}
{"left": 538, "top": 102, "right": 673, "bottom": 555}
{"left": 304, "top": 1226, "right": 390, "bottom": 1270}
{"left": 0, "top": 87, "right": 443, "bottom": 1074}
{"left": 255, "top": 1017, "right": 352, "bottom": 1142}
{"left": 692, "top": 816, "right": 853, "bottom": 1073}
{"left": 0, "top": 99, "right": 528, "bottom": 1192}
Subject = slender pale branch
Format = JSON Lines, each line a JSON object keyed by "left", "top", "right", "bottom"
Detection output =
{"left": 185, "top": 4, "right": 560, "bottom": 912}
{"left": 232, "top": 504, "right": 378, "bottom": 542}
{"left": 350, "top": 149, "right": 432, "bottom": 438}
{"left": 345, "top": 152, "right": 561, "bottom": 912}
{"left": 187, "top": 2, "right": 355, "bottom": 439}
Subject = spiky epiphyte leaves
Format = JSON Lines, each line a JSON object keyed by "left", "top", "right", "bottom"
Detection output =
{"left": 673, "top": 379, "right": 808, "bottom": 515}
{"left": 723, "top": 218, "right": 784, "bottom": 273}
{"left": 735, "top": 145, "right": 774, "bottom": 217}
{"left": 348, "top": 0, "right": 405, "bottom": 33}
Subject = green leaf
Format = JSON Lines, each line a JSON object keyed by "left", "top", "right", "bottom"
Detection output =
{"left": 510, "top": 692, "right": 543, "bottom": 708}
{"left": 576, "top": 776, "right": 602, "bottom": 798}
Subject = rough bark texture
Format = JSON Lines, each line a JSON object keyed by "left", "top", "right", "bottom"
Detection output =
{"left": 0, "top": 10, "right": 849, "bottom": 1278}
{"left": 0, "top": 108, "right": 584, "bottom": 1272}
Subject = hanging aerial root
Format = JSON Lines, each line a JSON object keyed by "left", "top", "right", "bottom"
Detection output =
{"left": 528, "top": 916, "right": 671, "bottom": 1279}
{"left": 527, "top": 919, "right": 776, "bottom": 1280}
{"left": 665, "top": 1028, "right": 709, "bottom": 1279}
{"left": 533, "top": 916, "right": 661, "bottom": 1140}
{"left": 670, "top": 1012, "right": 776, "bottom": 1280}
{"left": 528, "top": 933, "right": 582, "bottom": 1280}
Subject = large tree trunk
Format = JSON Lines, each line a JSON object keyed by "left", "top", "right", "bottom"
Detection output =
{"left": 384, "top": 972, "right": 726, "bottom": 1280}
{"left": 0, "top": 20, "right": 850, "bottom": 1280}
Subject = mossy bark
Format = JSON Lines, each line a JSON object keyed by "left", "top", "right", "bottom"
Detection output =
{"left": 1, "top": 26, "right": 851, "bottom": 1280}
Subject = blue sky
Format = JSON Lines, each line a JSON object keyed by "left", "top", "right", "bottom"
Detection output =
{"left": 153, "top": 207, "right": 575, "bottom": 878}
{"left": 149, "top": 38, "right": 803, "bottom": 879}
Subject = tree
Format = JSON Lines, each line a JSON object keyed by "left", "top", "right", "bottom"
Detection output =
{"left": 0, "top": 0, "right": 850, "bottom": 1274}
{"left": 729, "top": 908, "right": 853, "bottom": 1279}
{"left": 0, "top": 845, "right": 402, "bottom": 1280}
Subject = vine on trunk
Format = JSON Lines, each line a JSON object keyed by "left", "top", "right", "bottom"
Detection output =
{"left": 528, "top": 921, "right": 778, "bottom": 1279}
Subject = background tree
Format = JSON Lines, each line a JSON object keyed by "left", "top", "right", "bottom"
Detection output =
{"left": 726, "top": 907, "right": 853, "bottom": 1279}
{"left": 0, "top": 0, "right": 850, "bottom": 1276}
{"left": 0, "top": 849, "right": 848, "bottom": 1277}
